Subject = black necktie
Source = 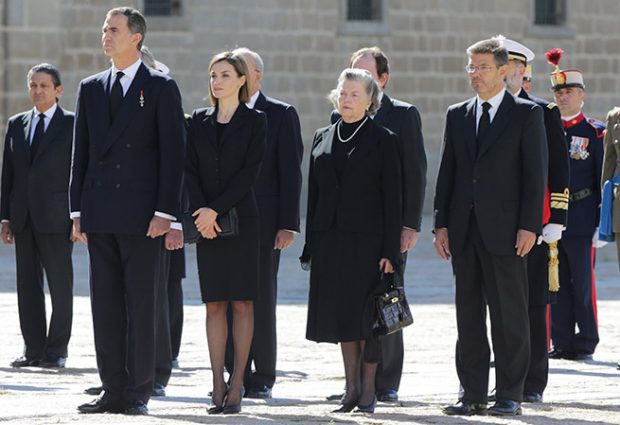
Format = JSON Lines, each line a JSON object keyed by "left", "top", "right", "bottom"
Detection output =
{"left": 477, "top": 101, "right": 491, "bottom": 143}
{"left": 109, "top": 71, "right": 125, "bottom": 121}
{"left": 30, "top": 112, "right": 45, "bottom": 158}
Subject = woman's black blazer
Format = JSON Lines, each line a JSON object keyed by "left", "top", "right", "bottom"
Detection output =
{"left": 185, "top": 103, "right": 266, "bottom": 216}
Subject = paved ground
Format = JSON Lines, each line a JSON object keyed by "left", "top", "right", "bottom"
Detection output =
{"left": 0, "top": 216, "right": 619, "bottom": 424}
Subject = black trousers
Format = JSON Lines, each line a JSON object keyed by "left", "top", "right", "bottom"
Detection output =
{"left": 14, "top": 218, "right": 73, "bottom": 359}
{"left": 453, "top": 219, "right": 530, "bottom": 403}
{"left": 88, "top": 233, "right": 161, "bottom": 403}
{"left": 551, "top": 235, "right": 599, "bottom": 354}
{"left": 375, "top": 251, "right": 407, "bottom": 393}
{"left": 225, "top": 241, "right": 280, "bottom": 389}
{"left": 155, "top": 245, "right": 172, "bottom": 387}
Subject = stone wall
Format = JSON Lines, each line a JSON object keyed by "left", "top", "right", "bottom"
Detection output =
{"left": 2, "top": 0, "right": 619, "bottom": 220}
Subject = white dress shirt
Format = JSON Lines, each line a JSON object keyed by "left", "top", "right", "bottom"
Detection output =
{"left": 29, "top": 103, "right": 58, "bottom": 142}
{"left": 475, "top": 88, "right": 506, "bottom": 131}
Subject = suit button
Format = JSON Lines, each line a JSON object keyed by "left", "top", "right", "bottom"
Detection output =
{"left": 472, "top": 179, "right": 477, "bottom": 183}
{"left": 115, "top": 183, "right": 121, "bottom": 189}
{"left": 126, "top": 144, "right": 131, "bottom": 148}
{"left": 116, "top": 164, "right": 121, "bottom": 169}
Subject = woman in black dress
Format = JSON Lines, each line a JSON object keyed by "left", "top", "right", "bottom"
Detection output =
{"left": 185, "top": 51, "right": 266, "bottom": 414}
{"left": 301, "top": 68, "right": 402, "bottom": 413}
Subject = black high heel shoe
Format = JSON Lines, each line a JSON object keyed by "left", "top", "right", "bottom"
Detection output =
{"left": 222, "top": 389, "right": 242, "bottom": 415}
{"left": 354, "top": 396, "right": 377, "bottom": 413}
{"left": 331, "top": 398, "right": 358, "bottom": 413}
{"left": 207, "top": 385, "right": 228, "bottom": 415}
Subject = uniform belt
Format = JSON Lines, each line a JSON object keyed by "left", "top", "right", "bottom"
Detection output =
{"left": 569, "top": 187, "right": 593, "bottom": 202}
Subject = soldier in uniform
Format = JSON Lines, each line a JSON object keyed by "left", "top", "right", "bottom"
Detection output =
{"left": 502, "top": 38, "right": 570, "bottom": 403}
{"left": 546, "top": 48, "right": 606, "bottom": 361}
{"left": 523, "top": 64, "right": 533, "bottom": 92}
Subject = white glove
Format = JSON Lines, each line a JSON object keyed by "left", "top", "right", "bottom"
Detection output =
{"left": 537, "top": 223, "right": 564, "bottom": 245}
{"left": 593, "top": 228, "right": 609, "bottom": 248}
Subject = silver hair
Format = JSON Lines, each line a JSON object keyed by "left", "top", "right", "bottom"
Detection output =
{"left": 232, "top": 47, "right": 264, "bottom": 73}
{"left": 328, "top": 68, "right": 380, "bottom": 115}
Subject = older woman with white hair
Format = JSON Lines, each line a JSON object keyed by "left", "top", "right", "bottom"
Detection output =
{"left": 300, "top": 68, "right": 402, "bottom": 414}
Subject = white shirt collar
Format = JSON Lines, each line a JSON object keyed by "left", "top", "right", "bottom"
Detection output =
{"left": 562, "top": 111, "right": 582, "bottom": 122}
{"left": 476, "top": 88, "right": 506, "bottom": 124}
{"left": 246, "top": 91, "right": 260, "bottom": 109}
{"left": 32, "top": 102, "right": 58, "bottom": 120}
{"left": 112, "top": 58, "right": 142, "bottom": 80}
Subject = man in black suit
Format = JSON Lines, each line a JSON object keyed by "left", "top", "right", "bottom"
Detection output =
{"left": 224, "top": 47, "right": 303, "bottom": 399}
{"left": 434, "top": 38, "right": 547, "bottom": 417}
{"left": 70, "top": 7, "right": 185, "bottom": 415}
{"left": 502, "top": 38, "right": 570, "bottom": 403}
{"left": 330, "top": 46, "right": 427, "bottom": 402}
{"left": 1, "top": 63, "right": 74, "bottom": 369}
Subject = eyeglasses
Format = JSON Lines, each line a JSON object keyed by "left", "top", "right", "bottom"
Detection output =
{"left": 465, "top": 65, "right": 497, "bottom": 74}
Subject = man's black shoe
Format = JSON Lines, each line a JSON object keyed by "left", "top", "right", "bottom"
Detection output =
{"left": 488, "top": 399, "right": 522, "bottom": 416}
{"left": 523, "top": 392, "right": 543, "bottom": 403}
{"left": 125, "top": 400, "right": 148, "bottom": 415}
{"left": 443, "top": 400, "right": 487, "bottom": 416}
{"left": 376, "top": 389, "right": 398, "bottom": 403}
{"left": 573, "top": 352, "right": 593, "bottom": 361}
{"left": 548, "top": 348, "right": 575, "bottom": 360}
{"left": 10, "top": 356, "right": 40, "bottom": 368}
{"left": 39, "top": 355, "right": 66, "bottom": 369}
{"left": 84, "top": 386, "right": 104, "bottom": 395}
{"left": 152, "top": 383, "right": 166, "bottom": 397}
{"left": 245, "top": 385, "right": 272, "bottom": 399}
{"left": 77, "top": 393, "right": 124, "bottom": 414}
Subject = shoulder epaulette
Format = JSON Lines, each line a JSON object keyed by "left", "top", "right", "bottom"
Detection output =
{"left": 547, "top": 102, "right": 557, "bottom": 110}
{"left": 586, "top": 118, "right": 606, "bottom": 138}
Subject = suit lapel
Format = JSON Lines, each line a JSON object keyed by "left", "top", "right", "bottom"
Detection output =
{"left": 374, "top": 94, "right": 392, "bottom": 127}
{"left": 477, "top": 91, "right": 515, "bottom": 159}
{"left": 99, "top": 64, "right": 152, "bottom": 157}
{"left": 464, "top": 97, "right": 477, "bottom": 160}
{"left": 31, "top": 107, "right": 64, "bottom": 161}
{"left": 21, "top": 112, "right": 33, "bottom": 162}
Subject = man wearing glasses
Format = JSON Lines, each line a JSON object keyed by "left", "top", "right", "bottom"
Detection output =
{"left": 434, "top": 38, "right": 547, "bottom": 417}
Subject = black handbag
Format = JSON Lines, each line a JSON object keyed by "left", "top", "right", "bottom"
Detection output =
{"left": 372, "top": 272, "right": 413, "bottom": 336}
{"left": 182, "top": 208, "right": 239, "bottom": 244}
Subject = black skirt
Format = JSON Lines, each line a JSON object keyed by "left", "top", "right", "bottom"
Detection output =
{"left": 306, "top": 228, "right": 383, "bottom": 343}
{"left": 196, "top": 216, "right": 259, "bottom": 303}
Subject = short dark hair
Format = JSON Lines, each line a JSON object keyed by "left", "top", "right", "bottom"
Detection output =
{"left": 466, "top": 38, "right": 508, "bottom": 67}
{"left": 349, "top": 46, "right": 390, "bottom": 77}
{"left": 27, "top": 63, "right": 62, "bottom": 88}
{"left": 208, "top": 51, "right": 250, "bottom": 106}
{"left": 107, "top": 7, "right": 147, "bottom": 50}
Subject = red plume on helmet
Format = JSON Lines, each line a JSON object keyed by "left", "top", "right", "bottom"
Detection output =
{"left": 545, "top": 48, "right": 563, "bottom": 70}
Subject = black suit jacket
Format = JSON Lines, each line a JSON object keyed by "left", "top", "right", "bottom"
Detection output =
{"left": 185, "top": 104, "right": 266, "bottom": 217}
{"left": 69, "top": 63, "right": 185, "bottom": 234}
{"left": 518, "top": 88, "right": 570, "bottom": 226}
{"left": 254, "top": 92, "right": 303, "bottom": 234}
{"left": 1, "top": 106, "right": 74, "bottom": 234}
{"left": 434, "top": 91, "right": 548, "bottom": 256}
{"left": 331, "top": 94, "right": 426, "bottom": 230}
{"left": 304, "top": 120, "right": 402, "bottom": 263}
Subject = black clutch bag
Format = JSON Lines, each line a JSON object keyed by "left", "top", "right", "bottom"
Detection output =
{"left": 182, "top": 211, "right": 202, "bottom": 244}
{"left": 216, "top": 207, "right": 239, "bottom": 238}
{"left": 372, "top": 272, "right": 413, "bottom": 336}
{"left": 182, "top": 208, "right": 239, "bottom": 244}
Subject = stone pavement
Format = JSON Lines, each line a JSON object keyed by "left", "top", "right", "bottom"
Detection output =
{"left": 0, "top": 217, "right": 619, "bottom": 424}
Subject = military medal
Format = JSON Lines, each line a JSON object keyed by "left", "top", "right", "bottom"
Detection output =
{"left": 139, "top": 90, "right": 144, "bottom": 107}
{"left": 569, "top": 136, "right": 589, "bottom": 160}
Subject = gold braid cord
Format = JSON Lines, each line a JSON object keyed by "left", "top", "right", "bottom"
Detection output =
{"left": 548, "top": 242, "right": 560, "bottom": 292}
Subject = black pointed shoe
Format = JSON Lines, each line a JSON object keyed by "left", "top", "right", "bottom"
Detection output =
{"left": 548, "top": 348, "right": 575, "bottom": 360}
{"left": 354, "top": 396, "right": 377, "bottom": 413}
{"left": 39, "top": 355, "right": 66, "bottom": 368}
{"left": 10, "top": 356, "right": 40, "bottom": 368}
{"left": 77, "top": 393, "right": 124, "bottom": 414}
{"left": 443, "top": 400, "right": 487, "bottom": 416}
{"left": 523, "top": 392, "right": 543, "bottom": 403}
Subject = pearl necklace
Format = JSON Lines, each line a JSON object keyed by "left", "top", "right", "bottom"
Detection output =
{"left": 337, "top": 116, "right": 369, "bottom": 143}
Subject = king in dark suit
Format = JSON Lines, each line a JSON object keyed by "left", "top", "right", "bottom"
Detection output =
{"left": 434, "top": 38, "right": 547, "bottom": 417}
{"left": 70, "top": 7, "right": 185, "bottom": 415}
{"left": 1, "top": 63, "right": 75, "bottom": 369}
